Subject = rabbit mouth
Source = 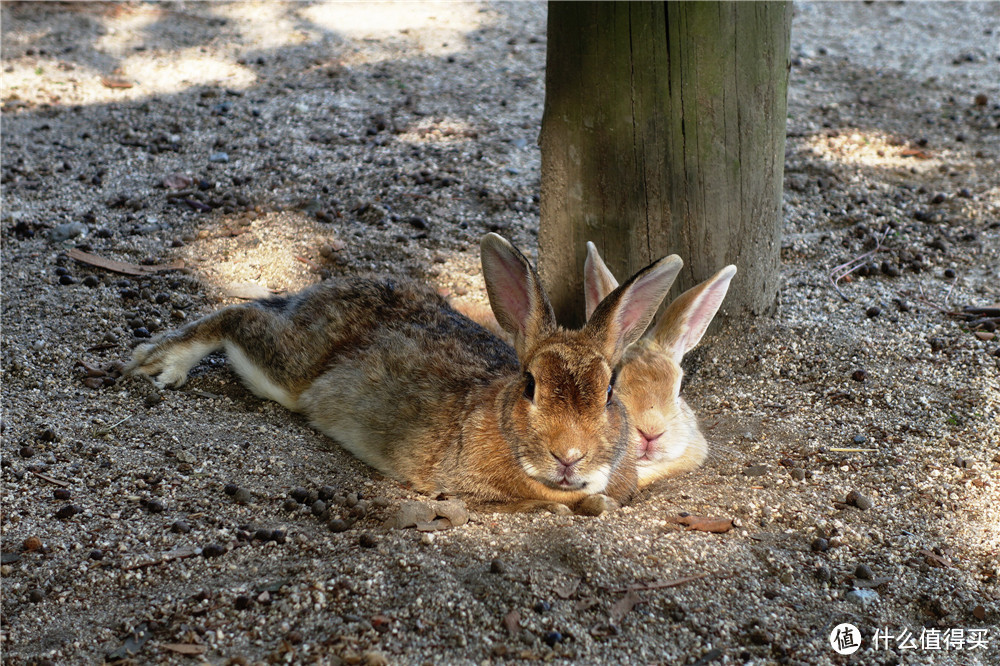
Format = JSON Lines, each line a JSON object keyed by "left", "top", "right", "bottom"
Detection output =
{"left": 637, "top": 428, "right": 662, "bottom": 462}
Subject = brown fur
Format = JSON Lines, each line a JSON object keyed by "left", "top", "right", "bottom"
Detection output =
{"left": 129, "top": 235, "right": 679, "bottom": 513}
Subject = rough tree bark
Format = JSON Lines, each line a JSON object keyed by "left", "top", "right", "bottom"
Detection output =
{"left": 538, "top": 1, "right": 792, "bottom": 327}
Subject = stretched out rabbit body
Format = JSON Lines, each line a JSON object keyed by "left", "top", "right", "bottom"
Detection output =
{"left": 129, "top": 234, "right": 681, "bottom": 513}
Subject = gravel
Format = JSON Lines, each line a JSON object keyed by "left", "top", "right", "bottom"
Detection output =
{"left": 1, "top": 2, "right": 998, "bottom": 665}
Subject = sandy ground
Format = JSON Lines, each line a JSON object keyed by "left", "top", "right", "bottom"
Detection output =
{"left": 2, "top": 2, "right": 999, "bottom": 664}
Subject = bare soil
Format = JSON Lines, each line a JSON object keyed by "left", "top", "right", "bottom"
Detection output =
{"left": 2, "top": 2, "right": 998, "bottom": 665}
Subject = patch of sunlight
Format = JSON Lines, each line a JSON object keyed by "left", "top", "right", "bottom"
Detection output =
{"left": 396, "top": 117, "right": 482, "bottom": 145}
{"left": 119, "top": 50, "right": 257, "bottom": 95}
{"left": 213, "top": 3, "right": 316, "bottom": 51}
{"left": 0, "top": 53, "right": 256, "bottom": 107}
{"left": 805, "top": 130, "right": 945, "bottom": 173}
{"left": 91, "top": 3, "right": 161, "bottom": 56}
{"left": 300, "top": 1, "right": 489, "bottom": 61}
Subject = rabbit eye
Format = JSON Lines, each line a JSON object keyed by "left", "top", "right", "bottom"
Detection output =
{"left": 606, "top": 370, "right": 618, "bottom": 406}
{"left": 523, "top": 372, "right": 535, "bottom": 401}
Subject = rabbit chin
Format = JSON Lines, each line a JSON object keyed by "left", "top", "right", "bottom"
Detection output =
{"left": 520, "top": 460, "right": 611, "bottom": 494}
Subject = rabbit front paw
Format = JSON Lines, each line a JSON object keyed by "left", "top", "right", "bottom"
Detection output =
{"left": 575, "top": 494, "right": 620, "bottom": 517}
{"left": 129, "top": 339, "right": 214, "bottom": 388}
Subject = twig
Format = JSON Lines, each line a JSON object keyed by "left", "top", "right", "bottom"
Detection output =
{"left": 93, "top": 414, "right": 134, "bottom": 437}
{"left": 294, "top": 255, "right": 322, "bottom": 272}
{"left": 943, "top": 276, "right": 958, "bottom": 307}
{"left": 31, "top": 470, "right": 71, "bottom": 487}
{"left": 607, "top": 574, "right": 709, "bottom": 594}
{"left": 828, "top": 228, "right": 891, "bottom": 301}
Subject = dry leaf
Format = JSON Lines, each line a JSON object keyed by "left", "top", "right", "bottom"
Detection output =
{"left": 919, "top": 549, "right": 952, "bottom": 568}
{"left": 574, "top": 598, "right": 599, "bottom": 612}
{"left": 609, "top": 589, "right": 641, "bottom": 625}
{"left": 161, "top": 643, "right": 206, "bottom": 655}
{"left": 974, "top": 331, "right": 996, "bottom": 341}
{"left": 666, "top": 515, "right": 734, "bottom": 533}
{"left": 554, "top": 577, "right": 581, "bottom": 599}
{"left": 503, "top": 610, "right": 520, "bottom": 637}
{"left": 101, "top": 76, "right": 134, "bottom": 89}
{"left": 67, "top": 249, "right": 183, "bottom": 276}
{"left": 162, "top": 173, "right": 194, "bottom": 190}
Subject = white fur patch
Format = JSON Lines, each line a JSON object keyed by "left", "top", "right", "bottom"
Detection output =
{"left": 151, "top": 340, "right": 220, "bottom": 388}
{"left": 224, "top": 342, "right": 295, "bottom": 409}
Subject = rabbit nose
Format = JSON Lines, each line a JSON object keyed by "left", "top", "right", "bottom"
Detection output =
{"left": 552, "top": 449, "right": 583, "bottom": 469}
{"left": 638, "top": 429, "right": 664, "bottom": 444}
{"left": 637, "top": 429, "right": 664, "bottom": 458}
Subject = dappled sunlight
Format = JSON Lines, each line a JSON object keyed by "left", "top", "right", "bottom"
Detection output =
{"left": 804, "top": 129, "right": 947, "bottom": 173}
{"left": 1, "top": 52, "right": 257, "bottom": 106}
{"left": 300, "top": 1, "right": 488, "bottom": 63}
{"left": 396, "top": 116, "right": 482, "bottom": 145}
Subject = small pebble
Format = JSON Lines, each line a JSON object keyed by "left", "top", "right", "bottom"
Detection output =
{"left": 543, "top": 631, "right": 563, "bottom": 647}
{"left": 272, "top": 530, "right": 286, "bottom": 544}
{"left": 55, "top": 505, "right": 80, "bottom": 520}
{"left": 855, "top": 564, "right": 874, "bottom": 580}
{"left": 290, "top": 487, "right": 310, "bottom": 504}
{"left": 318, "top": 485, "right": 336, "bottom": 501}
{"left": 82, "top": 275, "right": 100, "bottom": 287}
{"left": 171, "top": 520, "right": 191, "bottom": 534}
{"left": 232, "top": 488, "right": 253, "bottom": 504}
{"left": 814, "top": 566, "right": 831, "bottom": 581}
{"left": 223, "top": 483, "right": 239, "bottom": 496}
{"left": 853, "top": 435, "right": 867, "bottom": 445}
{"left": 23, "top": 536, "right": 43, "bottom": 552}
{"left": 789, "top": 468, "right": 806, "bottom": 481}
{"left": 254, "top": 529, "right": 273, "bottom": 542}
{"left": 88, "top": 549, "right": 104, "bottom": 560}
{"left": 490, "top": 559, "right": 507, "bottom": 574}
{"left": 533, "top": 600, "right": 551, "bottom": 613}
{"left": 208, "top": 152, "right": 229, "bottom": 163}
{"left": 145, "top": 499, "right": 165, "bottom": 513}
{"left": 846, "top": 490, "right": 873, "bottom": 511}
{"left": 828, "top": 536, "right": 846, "bottom": 549}
{"left": 328, "top": 518, "right": 351, "bottom": 533}
{"left": 929, "top": 337, "right": 946, "bottom": 351}
{"left": 865, "top": 305, "right": 881, "bottom": 318}
{"left": 53, "top": 489, "right": 71, "bottom": 500}
{"left": 234, "top": 595, "right": 251, "bottom": 610}
{"left": 202, "top": 543, "right": 226, "bottom": 558}
{"left": 811, "top": 537, "right": 829, "bottom": 552}
{"left": 742, "top": 464, "right": 768, "bottom": 478}
{"left": 845, "top": 589, "right": 879, "bottom": 607}
{"left": 58, "top": 274, "right": 77, "bottom": 286}
{"left": 359, "top": 533, "right": 377, "bottom": 548}
{"left": 19, "top": 446, "right": 35, "bottom": 458}
{"left": 28, "top": 589, "right": 45, "bottom": 603}
{"left": 851, "top": 369, "right": 867, "bottom": 382}
{"left": 132, "top": 327, "right": 151, "bottom": 338}
{"left": 38, "top": 428, "right": 57, "bottom": 441}
{"left": 311, "top": 499, "right": 328, "bottom": 516}
{"left": 282, "top": 498, "right": 300, "bottom": 512}
{"left": 943, "top": 268, "right": 956, "bottom": 278}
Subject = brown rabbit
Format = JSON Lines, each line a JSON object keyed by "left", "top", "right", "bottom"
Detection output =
{"left": 584, "top": 243, "right": 736, "bottom": 488}
{"left": 129, "top": 234, "right": 682, "bottom": 513}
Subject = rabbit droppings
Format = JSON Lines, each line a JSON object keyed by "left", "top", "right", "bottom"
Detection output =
{"left": 583, "top": 243, "right": 737, "bottom": 489}
{"left": 129, "top": 234, "right": 682, "bottom": 514}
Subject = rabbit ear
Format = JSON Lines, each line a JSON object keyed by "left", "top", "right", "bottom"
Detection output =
{"left": 585, "top": 254, "right": 683, "bottom": 365}
{"left": 480, "top": 233, "right": 556, "bottom": 355}
{"left": 584, "top": 242, "right": 620, "bottom": 321}
{"left": 653, "top": 265, "right": 737, "bottom": 362}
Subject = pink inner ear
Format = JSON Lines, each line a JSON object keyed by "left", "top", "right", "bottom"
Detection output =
{"left": 671, "top": 269, "right": 735, "bottom": 358}
{"left": 485, "top": 249, "right": 532, "bottom": 332}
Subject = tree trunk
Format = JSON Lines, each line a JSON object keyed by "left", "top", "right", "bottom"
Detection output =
{"left": 538, "top": 1, "right": 792, "bottom": 327}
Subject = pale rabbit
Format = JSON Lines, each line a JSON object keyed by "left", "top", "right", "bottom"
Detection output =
{"left": 584, "top": 242, "right": 736, "bottom": 488}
